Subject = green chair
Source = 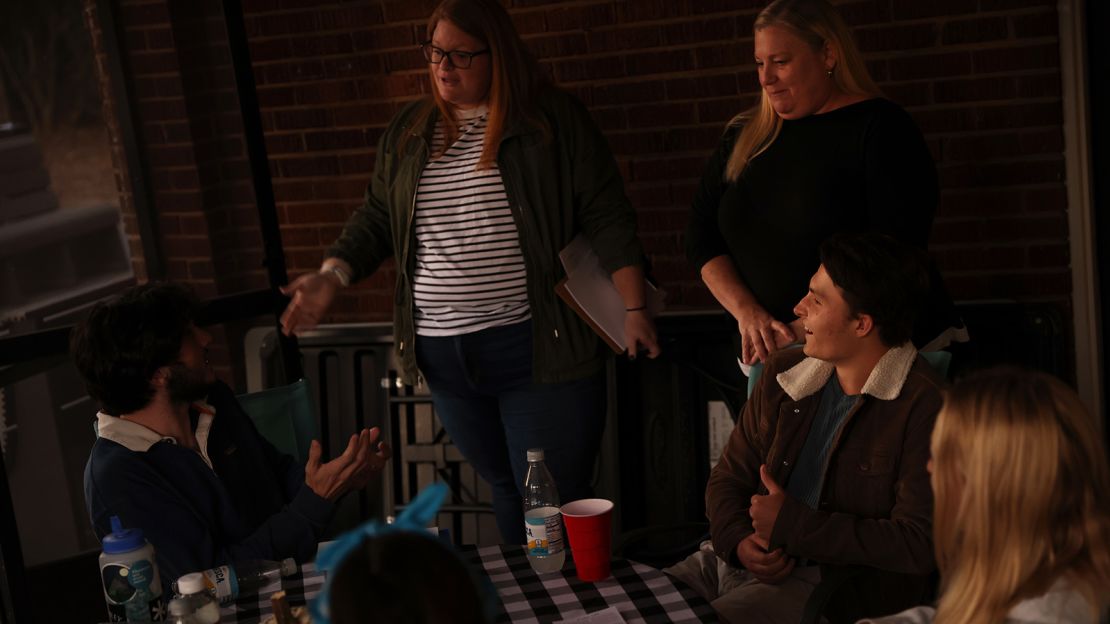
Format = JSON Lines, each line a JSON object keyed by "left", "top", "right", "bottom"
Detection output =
{"left": 237, "top": 378, "right": 318, "bottom": 464}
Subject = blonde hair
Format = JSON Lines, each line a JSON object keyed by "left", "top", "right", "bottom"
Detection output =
{"left": 930, "top": 368, "right": 1110, "bottom": 624}
{"left": 724, "top": 0, "right": 882, "bottom": 181}
{"left": 415, "top": 0, "right": 548, "bottom": 169}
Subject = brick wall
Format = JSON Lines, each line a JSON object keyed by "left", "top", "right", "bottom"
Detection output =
{"left": 88, "top": 0, "right": 1075, "bottom": 369}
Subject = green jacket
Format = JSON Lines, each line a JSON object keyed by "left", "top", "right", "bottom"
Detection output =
{"left": 326, "top": 88, "right": 644, "bottom": 385}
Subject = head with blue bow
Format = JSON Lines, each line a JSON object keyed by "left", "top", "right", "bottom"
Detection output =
{"left": 311, "top": 482, "right": 495, "bottom": 624}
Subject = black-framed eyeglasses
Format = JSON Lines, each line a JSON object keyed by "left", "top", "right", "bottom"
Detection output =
{"left": 420, "top": 42, "right": 490, "bottom": 69}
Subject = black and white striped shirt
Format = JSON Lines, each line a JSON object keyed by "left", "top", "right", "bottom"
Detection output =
{"left": 412, "top": 107, "right": 531, "bottom": 336}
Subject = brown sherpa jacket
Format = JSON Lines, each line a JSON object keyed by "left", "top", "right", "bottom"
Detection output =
{"left": 707, "top": 343, "right": 945, "bottom": 620}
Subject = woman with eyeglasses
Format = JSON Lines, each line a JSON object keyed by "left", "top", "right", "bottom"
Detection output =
{"left": 685, "top": 0, "right": 961, "bottom": 371}
{"left": 280, "top": 0, "right": 659, "bottom": 545}
{"left": 862, "top": 368, "right": 1110, "bottom": 623}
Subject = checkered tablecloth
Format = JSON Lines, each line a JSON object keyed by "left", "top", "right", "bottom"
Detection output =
{"left": 220, "top": 546, "right": 717, "bottom": 623}
{"left": 459, "top": 545, "right": 718, "bottom": 624}
{"left": 219, "top": 562, "right": 323, "bottom": 624}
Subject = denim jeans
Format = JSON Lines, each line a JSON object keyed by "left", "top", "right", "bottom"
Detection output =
{"left": 415, "top": 319, "right": 606, "bottom": 544}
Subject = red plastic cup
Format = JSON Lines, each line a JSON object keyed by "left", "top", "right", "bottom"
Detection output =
{"left": 560, "top": 498, "right": 614, "bottom": 582}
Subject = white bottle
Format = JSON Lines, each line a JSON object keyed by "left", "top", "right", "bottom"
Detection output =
{"left": 189, "top": 558, "right": 298, "bottom": 605}
{"left": 165, "top": 597, "right": 199, "bottom": 624}
{"left": 98, "top": 516, "right": 166, "bottom": 621}
{"left": 174, "top": 573, "right": 221, "bottom": 624}
{"left": 523, "top": 448, "right": 566, "bottom": 573}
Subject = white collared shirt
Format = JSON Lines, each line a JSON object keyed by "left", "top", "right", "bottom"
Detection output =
{"left": 96, "top": 401, "right": 217, "bottom": 471}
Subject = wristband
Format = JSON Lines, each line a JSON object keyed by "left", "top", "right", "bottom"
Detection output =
{"left": 625, "top": 305, "right": 647, "bottom": 312}
{"left": 321, "top": 265, "right": 350, "bottom": 287}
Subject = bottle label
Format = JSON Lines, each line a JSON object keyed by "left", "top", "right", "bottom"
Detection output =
{"left": 202, "top": 565, "right": 237, "bottom": 604}
{"left": 525, "top": 507, "right": 564, "bottom": 556}
{"left": 101, "top": 560, "right": 166, "bottom": 621}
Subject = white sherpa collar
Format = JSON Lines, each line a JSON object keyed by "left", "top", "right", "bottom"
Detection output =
{"left": 775, "top": 342, "right": 918, "bottom": 401}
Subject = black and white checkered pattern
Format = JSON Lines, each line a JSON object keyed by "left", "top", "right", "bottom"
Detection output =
{"left": 219, "top": 547, "right": 717, "bottom": 623}
{"left": 459, "top": 545, "right": 718, "bottom": 623}
{"left": 219, "top": 563, "right": 323, "bottom": 624}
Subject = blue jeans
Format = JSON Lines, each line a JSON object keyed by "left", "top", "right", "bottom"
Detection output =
{"left": 415, "top": 320, "right": 606, "bottom": 544}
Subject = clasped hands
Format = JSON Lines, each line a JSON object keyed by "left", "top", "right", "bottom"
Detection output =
{"left": 736, "top": 464, "right": 792, "bottom": 584}
{"left": 305, "top": 427, "right": 392, "bottom": 502}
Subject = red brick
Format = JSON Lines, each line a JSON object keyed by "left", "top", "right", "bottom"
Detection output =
{"left": 130, "top": 51, "right": 180, "bottom": 75}
{"left": 245, "top": 11, "right": 317, "bottom": 38}
{"left": 1029, "top": 244, "right": 1069, "bottom": 268}
{"left": 664, "top": 126, "right": 724, "bottom": 153}
{"left": 332, "top": 102, "right": 398, "bottom": 127}
{"left": 294, "top": 81, "right": 357, "bottom": 105}
{"left": 837, "top": 0, "right": 893, "bottom": 27}
{"left": 688, "top": 0, "right": 762, "bottom": 15}
{"left": 891, "top": 0, "right": 978, "bottom": 20}
{"left": 585, "top": 26, "right": 662, "bottom": 53}
{"left": 381, "top": 0, "right": 440, "bottom": 22}
{"left": 941, "top": 17, "right": 1010, "bottom": 45}
{"left": 973, "top": 43, "right": 1060, "bottom": 74}
{"left": 626, "top": 103, "right": 697, "bottom": 129}
{"left": 938, "top": 159, "right": 1064, "bottom": 188}
{"left": 526, "top": 32, "right": 588, "bottom": 58}
{"left": 260, "top": 60, "right": 326, "bottom": 84}
{"left": 258, "top": 85, "right": 296, "bottom": 107}
{"left": 665, "top": 74, "right": 739, "bottom": 100}
{"left": 120, "top": 3, "right": 170, "bottom": 26}
{"left": 248, "top": 38, "right": 293, "bottom": 62}
{"left": 510, "top": 11, "right": 546, "bottom": 36}
{"left": 591, "top": 81, "right": 666, "bottom": 106}
{"left": 545, "top": 4, "right": 615, "bottom": 32}
{"left": 272, "top": 108, "right": 331, "bottom": 130}
{"left": 1011, "top": 11, "right": 1059, "bottom": 38}
{"left": 882, "top": 82, "right": 932, "bottom": 108}
{"left": 631, "top": 156, "right": 705, "bottom": 182}
{"left": 277, "top": 155, "right": 340, "bottom": 177}
{"left": 697, "top": 98, "right": 750, "bottom": 124}
{"left": 383, "top": 48, "right": 425, "bottom": 72}
{"left": 854, "top": 23, "right": 938, "bottom": 53}
{"left": 554, "top": 56, "right": 625, "bottom": 82}
{"left": 605, "top": 131, "right": 666, "bottom": 156}
{"left": 935, "top": 76, "right": 1017, "bottom": 104}
{"left": 935, "top": 246, "right": 1027, "bottom": 272}
{"left": 614, "top": 0, "right": 695, "bottom": 23}
{"left": 888, "top": 52, "right": 972, "bottom": 81}
{"left": 1022, "top": 187, "right": 1068, "bottom": 213}
{"left": 352, "top": 25, "right": 417, "bottom": 51}
{"left": 265, "top": 133, "right": 306, "bottom": 154}
{"left": 304, "top": 129, "right": 373, "bottom": 151}
{"left": 938, "top": 189, "right": 1026, "bottom": 217}
{"left": 316, "top": 5, "right": 385, "bottom": 31}
{"left": 693, "top": 43, "right": 747, "bottom": 71}
{"left": 662, "top": 18, "right": 737, "bottom": 46}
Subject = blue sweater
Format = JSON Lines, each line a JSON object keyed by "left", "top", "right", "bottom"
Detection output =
{"left": 84, "top": 381, "right": 333, "bottom": 594}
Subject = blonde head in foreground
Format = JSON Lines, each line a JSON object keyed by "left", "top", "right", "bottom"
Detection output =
{"left": 930, "top": 367, "right": 1110, "bottom": 624}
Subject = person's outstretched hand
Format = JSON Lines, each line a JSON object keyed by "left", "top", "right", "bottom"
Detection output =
{"left": 735, "top": 304, "right": 795, "bottom": 365}
{"left": 280, "top": 272, "right": 339, "bottom": 336}
{"left": 304, "top": 427, "right": 389, "bottom": 502}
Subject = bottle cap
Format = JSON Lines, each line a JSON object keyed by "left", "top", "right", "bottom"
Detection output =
{"left": 526, "top": 448, "right": 544, "bottom": 462}
{"left": 101, "top": 516, "right": 146, "bottom": 554}
{"left": 177, "top": 572, "right": 207, "bottom": 594}
{"left": 167, "top": 598, "right": 194, "bottom": 616}
{"left": 280, "top": 558, "right": 298, "bottom": 577}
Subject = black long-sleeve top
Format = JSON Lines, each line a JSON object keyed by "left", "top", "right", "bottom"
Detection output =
{"left": 685, "top": 98, "right": 939, "bottom": 325}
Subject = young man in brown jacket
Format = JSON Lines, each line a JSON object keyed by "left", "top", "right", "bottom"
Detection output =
{"left": 667, "top": 232, "right": 945, "bottom": 624}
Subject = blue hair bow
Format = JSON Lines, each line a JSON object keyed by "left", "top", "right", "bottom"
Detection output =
{"left": 309, "top": 482, "right": 496, "bottom": 624}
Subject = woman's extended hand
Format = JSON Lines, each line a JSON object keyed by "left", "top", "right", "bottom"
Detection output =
{"left": 624, "top": 309, "right": 661, "bottom": 360}
{"left": 735, "top": 303, "right": 796, "bottom": 365}
{"left": 280, "top": 272, "right": 340, "bottom": 336}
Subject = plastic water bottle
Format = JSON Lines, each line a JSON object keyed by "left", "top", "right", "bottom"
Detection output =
{"left": 98, "top": 516, "right": 166, "bottom": 621}
{"left": 173, "top": 573, "right": 221, "bottom": 623}
{"left": 165, "top": 598, "right": 199, "bottom": 624}
{"left": 523, "top": 448, "right": 565, "bottom": 573}
{"left": 189, "top": 558, "right": 298, "bottom": 605}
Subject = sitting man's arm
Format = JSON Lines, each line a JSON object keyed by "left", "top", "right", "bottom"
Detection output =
{"left": 762, "top": 387, "right": 940, "bottom": 575}
{"left": 706, "top": 367, "right": 793, "bottom": 583}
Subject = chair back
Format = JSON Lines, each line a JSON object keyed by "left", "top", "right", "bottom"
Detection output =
{"left": 237, "top": 378, "right": 317, "bottom": 463}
